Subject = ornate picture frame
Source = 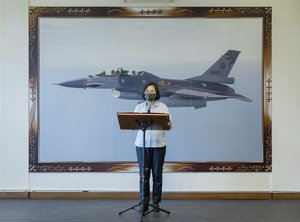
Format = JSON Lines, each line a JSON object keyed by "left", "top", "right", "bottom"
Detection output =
{"left": 29, "top": 7, "right": 272, "bottom": 172}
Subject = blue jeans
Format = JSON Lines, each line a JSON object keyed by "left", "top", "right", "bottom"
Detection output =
{"left": 136, "top": 146, "right": 166, "bottom": 204}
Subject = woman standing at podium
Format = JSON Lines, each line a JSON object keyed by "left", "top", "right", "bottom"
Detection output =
{"left": 134, "top": 82, "right": 172, "bottom": 213}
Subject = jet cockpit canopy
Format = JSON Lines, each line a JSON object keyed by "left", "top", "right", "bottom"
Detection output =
{"left": 96, "top": 68, "right": 129, "bottom": 76}
{"left": 96, "top": 68, "right": 143, "bottom": 77}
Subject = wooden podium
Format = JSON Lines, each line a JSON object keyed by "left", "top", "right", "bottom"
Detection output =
{"left": 117, "top": 112, "right": 171, "bottom": 221}
{"left": 117, "top": 112, "right": 170, "bottom": 131}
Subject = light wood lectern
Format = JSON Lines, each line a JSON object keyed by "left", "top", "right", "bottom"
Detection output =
{"left": 117, "top": 112, "right": 170, "bottom": 130}
{"left": 117, "top": 112, "right": 171, "bottom": 221}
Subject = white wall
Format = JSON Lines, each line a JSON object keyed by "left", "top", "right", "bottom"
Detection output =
{"left": 0, "top": 0, "right": 29, "bottom": 190}
{"left": 271, "top": 0, "right": 300, "bottom": 192}
{"left": 0, "top": 0, "right": 2, "bottom": 189}
{"left": 1, "top": 0, "right": 299, "bottom": 192}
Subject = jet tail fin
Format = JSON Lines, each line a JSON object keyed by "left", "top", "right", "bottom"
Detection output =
{"left": 187, "top": 50, "right": 241, "bottom": 84}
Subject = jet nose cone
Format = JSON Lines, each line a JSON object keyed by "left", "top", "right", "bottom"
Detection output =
{"left": 57, "top": 78, "right": 87, "bottom": 88}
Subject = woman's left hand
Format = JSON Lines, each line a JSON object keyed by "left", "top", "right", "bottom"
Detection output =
{"left": 167, "top": 120, "right": 172, "bottom": 130}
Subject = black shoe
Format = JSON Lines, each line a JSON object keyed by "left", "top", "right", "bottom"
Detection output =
{"left": 153, "top": 203, "right": 160, "bottom": 212}
{"left": 141, "top": 203, "right": 149, "bottom": 215}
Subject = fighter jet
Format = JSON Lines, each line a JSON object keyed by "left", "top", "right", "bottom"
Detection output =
{"left": 58, "top": 50, "right": 251, "bottom": 109}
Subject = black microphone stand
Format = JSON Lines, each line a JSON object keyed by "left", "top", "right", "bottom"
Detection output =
{"left": 118, "top": 118, "right": 170, "bottom": 222}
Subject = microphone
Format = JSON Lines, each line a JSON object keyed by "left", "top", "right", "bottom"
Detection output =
{"left": 147, "top": 101, "right": 151, "bottom": 113}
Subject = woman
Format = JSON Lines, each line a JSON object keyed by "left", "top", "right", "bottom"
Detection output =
{"left": 134, "top": 82, "right": 172, "bottom": 213}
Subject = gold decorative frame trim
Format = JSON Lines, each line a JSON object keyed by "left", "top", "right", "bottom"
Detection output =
{"left": 29, "top": 7, "right": 272, "bottom": 172}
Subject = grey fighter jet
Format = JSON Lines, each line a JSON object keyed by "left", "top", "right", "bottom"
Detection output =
{"left": 58, "top": 50, "right": 251, "bottom": 109}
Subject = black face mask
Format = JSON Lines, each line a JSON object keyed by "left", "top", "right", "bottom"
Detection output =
{"left": 144, "top": 92, "right": 156, "bottom": 101}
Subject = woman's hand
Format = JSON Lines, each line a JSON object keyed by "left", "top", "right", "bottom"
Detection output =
{"left": 167, "top": 120, "right": 172, "bottom": 130}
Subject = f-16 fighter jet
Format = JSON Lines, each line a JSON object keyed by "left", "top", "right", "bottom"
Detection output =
{"left": 58, "top": 50, "right": 251, "bottom": 109}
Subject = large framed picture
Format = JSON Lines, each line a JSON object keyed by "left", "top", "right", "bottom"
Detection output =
{"left": 29, "top": 7, "right": 272, "bottom": 172}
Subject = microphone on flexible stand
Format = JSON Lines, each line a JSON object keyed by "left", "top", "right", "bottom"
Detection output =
{"left": 147, "top": 101, "right": 151, "bottom": 113}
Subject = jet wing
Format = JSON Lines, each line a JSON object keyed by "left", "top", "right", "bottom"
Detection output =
{"left": 174, "top": 89, "right": 232, "bottom": 99}
{"left": 160, "top": 91, "right": 208, "bottom": 109}
{"left": 171, "top": 88, "right": 252, "bottom": 102}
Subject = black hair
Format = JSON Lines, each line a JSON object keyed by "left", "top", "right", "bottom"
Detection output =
{"left": 142, "top": 82, "right": 161, "bottom": 100}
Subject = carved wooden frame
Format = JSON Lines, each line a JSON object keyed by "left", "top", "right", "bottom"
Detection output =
{"left": 29, "top": 7, "right": 272, "bottom": 172}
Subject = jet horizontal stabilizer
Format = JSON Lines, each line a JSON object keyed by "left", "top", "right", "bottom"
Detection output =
{"left": 234, "top": 94, "right": 252, "bottom": 102}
